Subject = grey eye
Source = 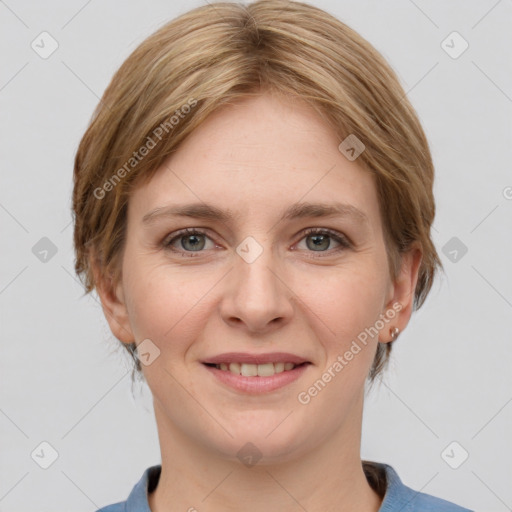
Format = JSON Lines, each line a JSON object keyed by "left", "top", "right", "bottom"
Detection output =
{"left": 180, "top": 233, "right": 206, "bottom": 251}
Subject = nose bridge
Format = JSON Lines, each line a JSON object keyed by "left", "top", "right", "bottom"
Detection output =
{"left": 235, "top": 234, "right": 282, "bottom": 299}
{"left": 221, "top": 234, "right": 293, "bottom": 331}
{"left": 237, "top": 235, "right": 278, "bottom": 291}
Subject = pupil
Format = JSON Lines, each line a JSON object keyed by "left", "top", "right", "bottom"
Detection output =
{"left": 184, "top": 235, "right": 204, "bottom": 251}
{"left": 309, "top": 235, "right": 328, "bottom": 250}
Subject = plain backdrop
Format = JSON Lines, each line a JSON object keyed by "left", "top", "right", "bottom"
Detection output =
{"left": 1, "top": 1, "right": 511, "bottom": 511}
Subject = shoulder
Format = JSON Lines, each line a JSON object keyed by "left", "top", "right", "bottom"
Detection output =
{"left": 402, "top": 490, "right": 474, "bottom": 511}
{"left": 94, "top": 464, "right": 161, "bottom": 512}
{"left": 95, "top": 503, "right": 126, "bottom": 512}
{"left": 372, "top": 462, "right": 474, "bottom": 512}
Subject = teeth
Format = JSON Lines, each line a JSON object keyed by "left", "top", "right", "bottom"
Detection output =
{"left": 274, "top": 362, "right": 285, "bottom": 373}
{"left": 257, "top": 363, "right": 275, "bottom": 377}
{"left": 241, "top": 363, "right": 258, "bottom": 376}
{"left": 229, "top": 362, "right": 241, "bottom": 374}
{"left": 214, "top": 362, "right": 300, "bottom": 376}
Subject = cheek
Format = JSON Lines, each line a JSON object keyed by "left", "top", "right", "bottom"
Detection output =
{"left": 123, "top": 258, "right": 216, "bottom": 349}
{"left": 296, "top": 268, "right": 388, "bottom": 401}
{"left": 297, "top": 261, "right": 388, "bottom": 339}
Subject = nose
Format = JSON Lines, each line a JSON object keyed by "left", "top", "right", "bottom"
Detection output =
{"left": 219, "top": 240, "right": 294, "bottom": 335}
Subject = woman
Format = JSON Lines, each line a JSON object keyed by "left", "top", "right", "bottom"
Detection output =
{"left": 72, "top": 1, "right": 473, "bottom": 510}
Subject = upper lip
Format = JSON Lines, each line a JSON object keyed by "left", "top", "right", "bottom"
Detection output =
{"left": 202, "top": 352, "right": 310, "bottom": 365}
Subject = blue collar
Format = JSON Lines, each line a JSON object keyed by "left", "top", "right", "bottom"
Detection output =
{"left": 105, "top": 462, "right": 471, "bottom": 512}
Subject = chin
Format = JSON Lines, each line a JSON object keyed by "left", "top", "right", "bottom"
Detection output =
{"left": 206, "top": 420, "right": 312, "bottom": 466}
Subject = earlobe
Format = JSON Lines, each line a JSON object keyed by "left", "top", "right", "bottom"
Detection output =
{"left": 90, "top": 253, "right": 135, "bottom": 345}
{"left": 381, "top": 244, "right": 423, "bottom": 343}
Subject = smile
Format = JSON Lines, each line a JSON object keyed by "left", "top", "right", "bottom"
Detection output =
{"left": 203, "top": 362, "right": 311, "bottom": 393}
{"left": 207, "top": 362, "right": 304, "bottom": 376}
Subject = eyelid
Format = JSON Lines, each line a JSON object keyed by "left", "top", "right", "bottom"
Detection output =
{"left": 162, "top": 227, "right": 352, "bottom": 256}
{"left": 300, "top": 227, "right": 352, "bottom": 247}
{"left": 162, "top": 227, "right": 216, "bottom": 250}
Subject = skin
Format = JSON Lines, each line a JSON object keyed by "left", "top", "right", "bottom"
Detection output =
{"left": 94, "top": 92, "right": 422, "bottom": 511}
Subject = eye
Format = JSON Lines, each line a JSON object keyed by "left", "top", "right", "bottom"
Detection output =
{"left": 162, "top": 227, "right": 352, "bottom": 258}
{"left": 296, "top": 228, "right": 351, "bottom": 256}
{"left": 163, "top": 228, "right": 215, "bottom": 256}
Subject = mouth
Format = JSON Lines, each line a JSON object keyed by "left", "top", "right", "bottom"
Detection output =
{"left": 203, "top": 361, "right": 309, "bottom": 377}
{"left": 201, "top": 353, "right": 312, "bottom": 393}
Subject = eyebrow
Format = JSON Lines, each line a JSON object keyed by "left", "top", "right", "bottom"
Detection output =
{"left": 142, "top": 201, "right": 369, "bottom": 226}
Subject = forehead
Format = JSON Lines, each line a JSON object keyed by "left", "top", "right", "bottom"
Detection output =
{"left": 128, "top": 93, "right": 382, "bottom": 231}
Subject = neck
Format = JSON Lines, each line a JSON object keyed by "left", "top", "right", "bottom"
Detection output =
{"left": 148, "top": 394, "right": 382, "bottom": 512}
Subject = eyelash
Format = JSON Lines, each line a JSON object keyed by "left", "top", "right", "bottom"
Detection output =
{"left": 162, "top": 227, "right": 352, "bottom": 258}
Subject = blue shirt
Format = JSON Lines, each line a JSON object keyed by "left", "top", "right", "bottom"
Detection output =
{"left": 95, "top": 463, "right": 473, "bottom": 511}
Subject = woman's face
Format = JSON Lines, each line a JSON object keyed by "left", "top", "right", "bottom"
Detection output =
{"left": 102, "top": 93, "right": 419, "bottom": 463}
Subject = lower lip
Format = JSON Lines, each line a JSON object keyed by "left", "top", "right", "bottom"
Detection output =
{"left": 203, "top": 363, "right": 310, "bottom": 393}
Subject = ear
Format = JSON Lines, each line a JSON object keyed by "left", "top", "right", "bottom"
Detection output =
{"left": 379, "top": 243, "right": 423, "bottom": 343}
{"left": 89, "top": 251, "right": 135, "bottom": 345}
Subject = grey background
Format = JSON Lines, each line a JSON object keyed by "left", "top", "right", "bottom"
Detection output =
{"left": 1, "top": 0, "right": 511, "bottom": 510}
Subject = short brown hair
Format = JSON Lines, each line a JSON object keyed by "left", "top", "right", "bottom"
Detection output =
{"left": 72, "top": 0, "right": 443, "bottom": 384}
